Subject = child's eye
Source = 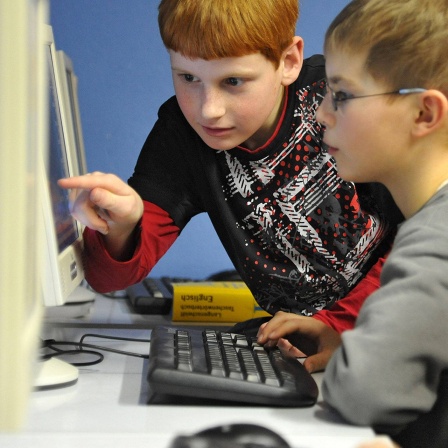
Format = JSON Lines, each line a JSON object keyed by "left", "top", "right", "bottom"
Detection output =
{"left": 181, "top": 74, "right": 199, "bottom": 83}
{"left": 332, "top": 90, "right": 353, "bottom": 103}
{"left": 225, "top": 77, "right": 243, "bottom": 87}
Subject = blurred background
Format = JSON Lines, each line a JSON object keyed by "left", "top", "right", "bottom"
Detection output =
{"left": 50, "top": 0, "right": 350, "bottom": 279}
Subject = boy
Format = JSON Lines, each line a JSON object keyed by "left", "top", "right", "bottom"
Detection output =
{"left": 59, "top": 0, "right": 400, "bottom": 350}
{"left": 259, "top": 0, "right": 448, "bottom": 444}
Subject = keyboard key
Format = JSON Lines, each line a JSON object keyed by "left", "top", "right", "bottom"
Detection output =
{"left": 147, "top": 326, "right": 318, "bottom": 406}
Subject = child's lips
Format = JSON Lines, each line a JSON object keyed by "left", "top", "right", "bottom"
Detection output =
{"left": 202, "top": 125, "right": 234, "bottom": 137}
{"left": 327, "top": 145, "right": 338, "bottom": 155}
{"left": 323, "top": 139, "right": 338, "bottom": 155}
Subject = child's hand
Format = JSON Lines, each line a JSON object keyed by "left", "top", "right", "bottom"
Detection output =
{"left": 256, "top": 311, "right": 342, "bottom": 373}
{"left": 58, "top": 172, "right": 144, "bottom": 239}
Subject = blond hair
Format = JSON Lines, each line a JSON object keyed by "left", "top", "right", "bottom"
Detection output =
{"left": 158, "top": 0, "right": 299, "bottom": 67}
{"left": 325, "top": 0, "right": 448, "bottom": 94}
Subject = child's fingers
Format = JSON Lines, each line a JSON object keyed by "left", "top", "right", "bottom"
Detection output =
{"left": 88, "top": 187, "right": 143, "bottom": 223}
{"left": 58, "top": 172, "right": 129, "bottom": 196}
{"left": 71, "top": 200, "right": 109, "bottom": 235}
{"left": 303, "top": 350, "right": 332, "bottom": 373}
{"left": 258, "top": 314, "right": 311, "bottom": 343}
{"left": 277, "top": 338, "right": 307, "bottom": 358}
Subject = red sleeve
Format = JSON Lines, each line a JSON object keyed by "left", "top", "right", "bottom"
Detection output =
{"left": 83, "top": 201, "right": 180, "bottom": 293}
{"left": 312, "top": 254, "right": 388, "bottom": 333}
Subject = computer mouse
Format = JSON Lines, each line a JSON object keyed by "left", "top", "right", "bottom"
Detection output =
{"left": 170, "top": 423, "right": 291, "bottom": 448}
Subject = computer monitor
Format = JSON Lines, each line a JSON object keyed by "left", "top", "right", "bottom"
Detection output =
{"left": 57, "top": 50, "right": 88, "bottom": 177}
{"left": 0, "top": 0, "right": 48, "bottom": 431}
{"left": 33, "top": 25, "right": 96, "bottom": 390}
{"left": 0, "top": 3, "right": 95, "bottom": 429}
{"left": 41, "top": 25, "right": 85, "bottom": 307}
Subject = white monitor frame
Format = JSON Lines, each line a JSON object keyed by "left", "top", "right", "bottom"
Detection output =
{"left": 41, "top": 24, "right": 86, "bottom": 307}
{"left": 57, "top": 50, "right": 88, "bottom": 176}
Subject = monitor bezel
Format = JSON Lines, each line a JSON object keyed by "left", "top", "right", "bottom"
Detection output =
{"left": 57, "top": 49, "right": 88, "bottom": 177}
{"left": 41, "top": 24, "right": 85, "bottom": 307}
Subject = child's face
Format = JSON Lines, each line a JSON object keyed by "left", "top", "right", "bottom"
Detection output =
{"left": 170, "top": 51, "right": 287, "bottom": 150}
{"left": 316, "top": 51, "right": 414, "bottom": 185}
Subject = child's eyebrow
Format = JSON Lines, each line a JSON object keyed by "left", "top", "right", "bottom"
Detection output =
{"left": 171, "top": 66, "right": 189, "bottom": 72}
{"left": 171, "top": 65, "right": 256, "bottom": 78}
{"left": 326, "top": 75, "right": 343, "bottom": 86}
{"left": 326, "top": 75, "right": 359, "bottom": 91}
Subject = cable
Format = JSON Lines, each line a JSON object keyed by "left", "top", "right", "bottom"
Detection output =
{"left": 79, "top": 333, "right": 150, "bottom": 359}
{"left": 40, "top": 333, "right": 151, "bottom": 368}
{"left": 41, "top": 339, "right": 104, "bottom": 366}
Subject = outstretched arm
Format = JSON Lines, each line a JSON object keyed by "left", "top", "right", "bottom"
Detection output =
{"left": 256, "top": 311, "right": 342, "bottom": 373}
{"left": 58, "top": 172, "right": 144, "bottom": 261}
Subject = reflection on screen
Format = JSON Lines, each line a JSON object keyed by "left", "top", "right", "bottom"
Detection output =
{"left": 48, "top": 49, "right": 79, "bottom": 253}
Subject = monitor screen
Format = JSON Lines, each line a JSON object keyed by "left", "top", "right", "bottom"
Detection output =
{"left": 47, "top": 62, "right": 79, "bottom": 253}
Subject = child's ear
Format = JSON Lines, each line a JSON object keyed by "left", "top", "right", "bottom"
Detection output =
{"left": 413, "top": 90, "right": 448, "bottom": 137}
{"left": 280, "top": 36, "right": 304, "bottom": 86}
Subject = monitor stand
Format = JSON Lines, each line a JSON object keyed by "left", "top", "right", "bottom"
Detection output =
{"left": 44, "top": 284, "right": 96, "bottom": 319}
{"left": 34, "top": 357, "right": 78, "bottom": 390}
{"left": 38, "top": 284, "right": 96, "bottom": 389}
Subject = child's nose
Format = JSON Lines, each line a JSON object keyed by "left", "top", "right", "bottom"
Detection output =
{"left": 201, "top": 87, "right": 225, "bottom": 120}
{"left": 316, "top": 93, "right": 333, "bottom": 128}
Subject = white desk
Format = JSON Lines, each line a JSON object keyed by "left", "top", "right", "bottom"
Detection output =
{"left": 0, "top": 295, "right": 377, "bottom": 448}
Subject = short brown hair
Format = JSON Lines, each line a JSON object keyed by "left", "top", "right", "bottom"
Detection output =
{"left": 158, "top": 0, "right": 299, "bottom": 67}
{"left": 325, "top": 0, "right": 448, "bottom": 94}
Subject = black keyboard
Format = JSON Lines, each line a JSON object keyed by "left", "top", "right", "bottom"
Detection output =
{"left": 147, "top": 326, "right": 318, "bottom": 407}
{"left": 126, "top": 276, "right": 195, "bottom": 314}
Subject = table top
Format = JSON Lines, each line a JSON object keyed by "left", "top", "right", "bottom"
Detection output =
{"left": 0, "top": 295, "right": 377, "bottom": 448}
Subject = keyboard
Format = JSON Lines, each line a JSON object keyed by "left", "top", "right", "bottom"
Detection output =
{"left": 147, "top": 326, "right": 319, "bottom": 407}
{"left": 126, "top": 276, "right": 195, "bottom": 314}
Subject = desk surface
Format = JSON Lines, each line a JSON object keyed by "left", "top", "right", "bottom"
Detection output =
{"left": 1, "top": 295, "right": 377, "bottom": 448}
